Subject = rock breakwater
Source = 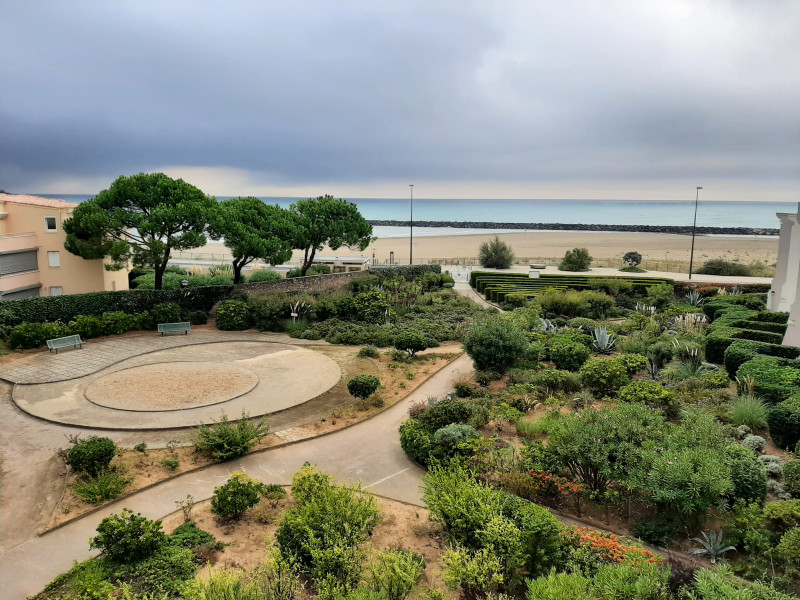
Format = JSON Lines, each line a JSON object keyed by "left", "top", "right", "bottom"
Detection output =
{"left": 369, "top": 220, "right": 778, "bottom": 236}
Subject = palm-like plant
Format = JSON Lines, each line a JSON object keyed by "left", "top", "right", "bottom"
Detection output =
{"left": 591, "top": 327, "right": 616, "bottom": 354}
{"left": 690, "top": 530, "right": 736, "bottom": 563}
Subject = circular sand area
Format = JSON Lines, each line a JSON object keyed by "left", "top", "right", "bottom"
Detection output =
{"left": 85, "top": 362, "right": 260, "bottom": 411}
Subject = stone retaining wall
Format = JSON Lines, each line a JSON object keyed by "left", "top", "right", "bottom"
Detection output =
{"left": 235, "top": 270, "right": 366, "bottom": 295}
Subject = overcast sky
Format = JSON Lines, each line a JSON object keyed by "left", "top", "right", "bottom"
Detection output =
{"left": 2, "top": 1, "right": 798, "bottom": 201}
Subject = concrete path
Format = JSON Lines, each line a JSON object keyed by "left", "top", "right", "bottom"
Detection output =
{"left": 0, "top": 353, "right": 472, "bottom": 600}
{"left": 453, "top": 282, "right": 503, "bottom": 311}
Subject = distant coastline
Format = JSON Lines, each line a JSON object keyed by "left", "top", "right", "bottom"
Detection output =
{"left": 369, "top": 220, "right": 779, "bottom": 237}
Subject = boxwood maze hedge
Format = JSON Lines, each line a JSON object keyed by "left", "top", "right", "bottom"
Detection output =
{"left": 469, "top": 272, "right": 674, "bottom": 303}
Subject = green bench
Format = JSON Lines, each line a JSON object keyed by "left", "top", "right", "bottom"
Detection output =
{"left": 158, "top": 322, "right": 191, "bottom": 336}
{"left": 47, "top": 334, "right": 85, "bottom": 353}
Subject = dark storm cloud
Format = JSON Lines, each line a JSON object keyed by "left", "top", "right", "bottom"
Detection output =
{"left": 1, "top": 0, "right": 798, "bottom": 196}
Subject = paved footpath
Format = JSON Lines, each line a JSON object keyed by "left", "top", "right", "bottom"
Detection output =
{"left": 0, "top": 353, "right": 473, "bottom": 600}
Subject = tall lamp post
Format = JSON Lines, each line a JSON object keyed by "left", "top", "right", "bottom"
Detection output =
{"left": 409, "top": 184, "right": 414, "bottom": 265}
{"left": 688, "top": 186, "right": 703, "bottom": 280}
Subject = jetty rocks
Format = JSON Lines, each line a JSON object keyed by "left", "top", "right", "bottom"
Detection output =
{"left": 369, "top": 220, "right": 778, "bottom": 236}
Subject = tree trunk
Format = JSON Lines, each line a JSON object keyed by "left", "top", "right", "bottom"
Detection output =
{"left": 233, "top": 257, "right": 244, "bottom": 285}
{"left": 301, "top": 246, "right": 316, "bottom": 276}
{"left": 154, "top": 250, "right": 171, "bottom": 290}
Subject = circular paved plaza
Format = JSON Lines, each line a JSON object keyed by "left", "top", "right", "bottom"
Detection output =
{"left": 11, "top": 340, "right": 342, "bottom": 429}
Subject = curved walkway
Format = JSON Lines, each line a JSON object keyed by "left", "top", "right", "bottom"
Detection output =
{"left": 0, "top": 352, "right": 472, "bottom": 600}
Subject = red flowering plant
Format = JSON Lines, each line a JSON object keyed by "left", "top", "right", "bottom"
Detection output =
{"left": 561, "top": 526, "right": 660, "bottom": 574}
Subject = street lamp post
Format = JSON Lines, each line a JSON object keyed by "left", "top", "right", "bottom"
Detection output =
{"left": 409, "top": 184, "right": 414, "bottom": 265}
{"left": 688, "top": 186, "right": 703, "bottom": 280}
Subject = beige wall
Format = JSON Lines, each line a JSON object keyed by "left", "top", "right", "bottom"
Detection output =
{"left": 0, "top": 199, "right": 129, "bottom": 296}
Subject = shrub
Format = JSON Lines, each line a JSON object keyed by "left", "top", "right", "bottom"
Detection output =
{"left": 68, "top": 315, "right": 105, "bottom": 338}
{"left": 559, "top": 247, "right": 592, "bottom": 271}
{"left": 150, "top": 302, "right": 181, "bottom": 324}
{"left": 72, "top": 469, "right": 130, "bottom": 504}
{"left": 9, "top": 321, "right": 71, "bottom": 349}
{"left": 623, "top": 251, "right": 643, "bottom": 268}
{"left": 393, "top": 331, "right": 428, "bottom": 357}
{"left": 593, "top": 561, "right": 670, "bottom": 600}
{"left": 161, "top": 457, "right": 179, "bottom": 470}
{"left": 399, "top": 419, "right": 433, "bottom": 465}
{"left": 526, "top": 569, "right": 593, "bottom": 600}
{"left": 347, "top": 375, "right": 381, "bottom": 400}
{"left": 618, "top": 380, "right": 677, "bottom": 413}
{"left": 89, "top": 508, "right": 166, "bottom": 561}
{"left": 776, "top": 528, "right": 800, "bottom": 566}
{"left": 784, "top": 460, "right": 800, "bottom": 496}
{"left": 114, "top": 545, "right": 199, "bottom": 596}
{"left": 646, "top": 341, "right": 674, "bottom": 368}
{"left": 432, "top": 424, "right": 480, "bottom": 460}
{"left": 358, "top": 345, "right": 379, "bottom": 358}
{"left": 211, "top": 471, "right": 265, "bottom": 520}
{"left": 417, "top": 399, "right": 476, "bottom": 432}
{"left": 192, "top": 411, "right": 269, "bottom": 460}
{"left": 526, "top": 369, "right": 583, "bottom": 394}
{"left": 645, "top": 283, "right": 675, "bottom": 309}
{"left": 478, "top": 236, "right": 515, "bottom": 269}
{"left": 696, "top": 259, "right": 766, "bottom": 277}
{"left": 462, "top": 316, "right": 529, "bottom": 372}
{"left": 66, "top": 437, "right": 117, "bottom": 477}
{"left": 263, "top": 483, "right": 288, "bottom": 507}
{"left": 352, "top": 290, "right": 393, "bottom": 324}
{"left": 215, "top": 299, "right": 252, "bottom": 330}
{"left": 768, "top": 397, "right": 800, "bottom": 450}
{"left": 248, "top": 269, "right": 282, "bottom": 282}
{"left": 579, "top": 357, "right": 630, "bottom": 397}
{"left": 742, "top": 434, "right": 767, "bottom": 453}
{"left": 763, "top": 500, "right": 800, "bottom": 533}
{"left": 548, "top": 336, "right": 591, "bottom": 372}
{"left": 291, "top": 464, "right": 334, "bottom": 504}
{"left": 101, "top": 311, "right": 135, "bottom": 335}
{"left": 615, "top": 353, "right": 649, "bottom": 375}
{"left": 187, "top": 310, "right": 208, "bottom": 325}
{"left": 728, "top": 396, "right": 768, "bottom": 429}
{"left": 724, "top": 444, "right": 767, "bottom": 504}
{"left": 369, "top": 549, "right": 425, "bottom": 600}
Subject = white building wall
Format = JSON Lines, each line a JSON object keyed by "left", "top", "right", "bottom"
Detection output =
{"left": 771, "top": 203, "right": 800, "bottom": 346}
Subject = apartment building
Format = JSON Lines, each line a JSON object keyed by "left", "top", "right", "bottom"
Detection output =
{"left": 0, "top": 193, "right": 128, "bottom": 299}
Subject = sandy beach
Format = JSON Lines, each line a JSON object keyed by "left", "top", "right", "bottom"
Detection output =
{"left": 186, "top": 230, "right": 778, "bottom": 272}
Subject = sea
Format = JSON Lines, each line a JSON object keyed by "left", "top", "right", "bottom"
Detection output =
{"left": 37, "top": 195, "right": 797, "bottom": 238}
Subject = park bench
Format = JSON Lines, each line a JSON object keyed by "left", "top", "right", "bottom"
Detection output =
{"left": 158, "top": 322, "right": 191, "bottom": 336}
{"left": 47, "top": 334, "right": 85, "bottom": 353}
{"left": 530, "top": 263, "right": 547, "bottom": 269}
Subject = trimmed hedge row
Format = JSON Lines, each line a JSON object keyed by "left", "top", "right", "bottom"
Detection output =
{"left": 703, "top": 299, "right": 790, "bottom": 364}
{"left": 0, "top": 286, "right": 232, "bottom": 328}
{"left": 737, "top": 356, "right": 800, "bottom": 405}
{"left": 369, "top": 264, "right": 441, "bottom": 279}
{"left": 724, "top": 340, "right": 800, "bottom": 379}
{"left": 729, "top": 319, "right": 789, "bottom": 334}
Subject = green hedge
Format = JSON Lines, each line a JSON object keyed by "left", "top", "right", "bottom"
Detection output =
{"left": 725, "top": 340, "right": 800, "bottom": 378}
{"left": 737, "top": 356, "right": 800, "bottom": 404}
{"left": 702, "top": 295, "right": 768, "bottom": 319}
{"left": 369, "top": 265, "right": 442, "bottom": 279}
{"left": 729, "top": 319, "right": 788, "bottom": 334}
{"left": 0, "top": 286, "right": 232, "bottom": 327}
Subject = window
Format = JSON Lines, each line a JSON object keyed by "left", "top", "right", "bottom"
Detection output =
{"left": 44, "top": 216, "right": 57, "bottom": 232}
{"left": 50, "top": 286, "right": 63, "bottom": 296}
{"left": 48, "top": 251, "right": 60, "bottom": 267}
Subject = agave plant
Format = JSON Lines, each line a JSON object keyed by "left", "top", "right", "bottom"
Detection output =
{"left": 685, "top": 291, "right": 705, "bottom": 307}
{"left": 591, "top": 327, "right": 616, "bottom": 354}
{"left": 646, "top": 358, "right": 660, "bottom": 381}
{"left": 690, "top": 530, "right": 736, "bottom": 563}
{"left": 539, "top": 318, "right": 564, "bottom": 333}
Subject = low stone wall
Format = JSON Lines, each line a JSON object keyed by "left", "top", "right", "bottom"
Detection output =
{"left": 235, "top": 270, "right": 366, "bottom": 295}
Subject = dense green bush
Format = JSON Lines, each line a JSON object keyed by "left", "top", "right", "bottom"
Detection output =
{"left": 347, "top": 375, "right": 381, "bottom": 400}
{"left": 286, "top": 264, "right": 331, "bottom": 278}
{"left": 248, "top": 293, "right": 290, "bottom": 331}
{"left": 68, "top": 314, "right": 105, "bottom": 338}
{"left": 784, "top": 460, "right": 800, "bottom": 496}
{"left": 247, "top": 269, "right": 282, "bottom": 282}
{"left": 764, "top": 500, "right": 800, "bottom": 534}
{"left": 431, "top": 423, "right": 480, "bottom": 460}
{"left": 72, "top": 470, "right": 130, "bottom": 504}
{"left": 548, "top": 336, "right": 590, "bottom": 372}
{"left": 536, "top": 290, "right": 614, "bottom": 319}
{"left": 738, "top": 356, "right": 800, "bottom": 405}
{"left": 526, "top": 569, "right": 593, "bottom": 600}
{"left": 101, "top": 311, "right": 136, "bottom": 335}
{"left": 559, "top": 247, "right": 592, "bottom": 271}
{"left": 724, "top": 444, "right": 767, "bottom": 504}
{"left": 417, "top": 399, "right": 477, "bottom": 432}
{"left": 277, "top": 468, "right": 380, "bottom": 599}
{"left": 525, "top": 369, "right": 583, "bottom": 394}
{"left": 0, "top": 286, "right": 232, "bottom": 327}
{"left": 191, "top": 411, "right": 269, "bottom": 460}
{"left": 211, "top": 471, "right": 265, "bottom": 520}
{"left": 66, "top": 437, "right": 117, "bottom": 477}
{"left": 697, "top": 258, "right": 773, "bottom": 277}
{"left": 150, "top": 302, "right": 182, "bottom": 324}
{"left": 399, "top": 419, "right": 433, "bottom": 465}
{"left": 645, "top": 282, "right": 675, "bottom": 309}
{"left": 215, "top": 299, "right": 252, "bottom": 330}
{"left": 89, "top": 508, "right": 166, "bottom": 561}
{"left": 768, "top": 396, "right": 800, "bottom": 450}
{"left": 618, "top": 381, "right": 677, "bottom": 413}
{"left": 462, "top": 316, "right": 529, "bottom": 372}
{"left": 393, "top": 330, "right": 428, "bottom": 357}
{"left": 616, "top": 353, "right": 650, "bottom": 375}
{"left": 579, "top": 357, "right": 630, "bottom": 397}
{"left": 369, "top": 549, "right": 425, "bottom": 600}
{"left": 478, "top": 235, "right": 515, "bottom": 269}
{"left": 776, "top": 528, "right": 800, "bottom": 567}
